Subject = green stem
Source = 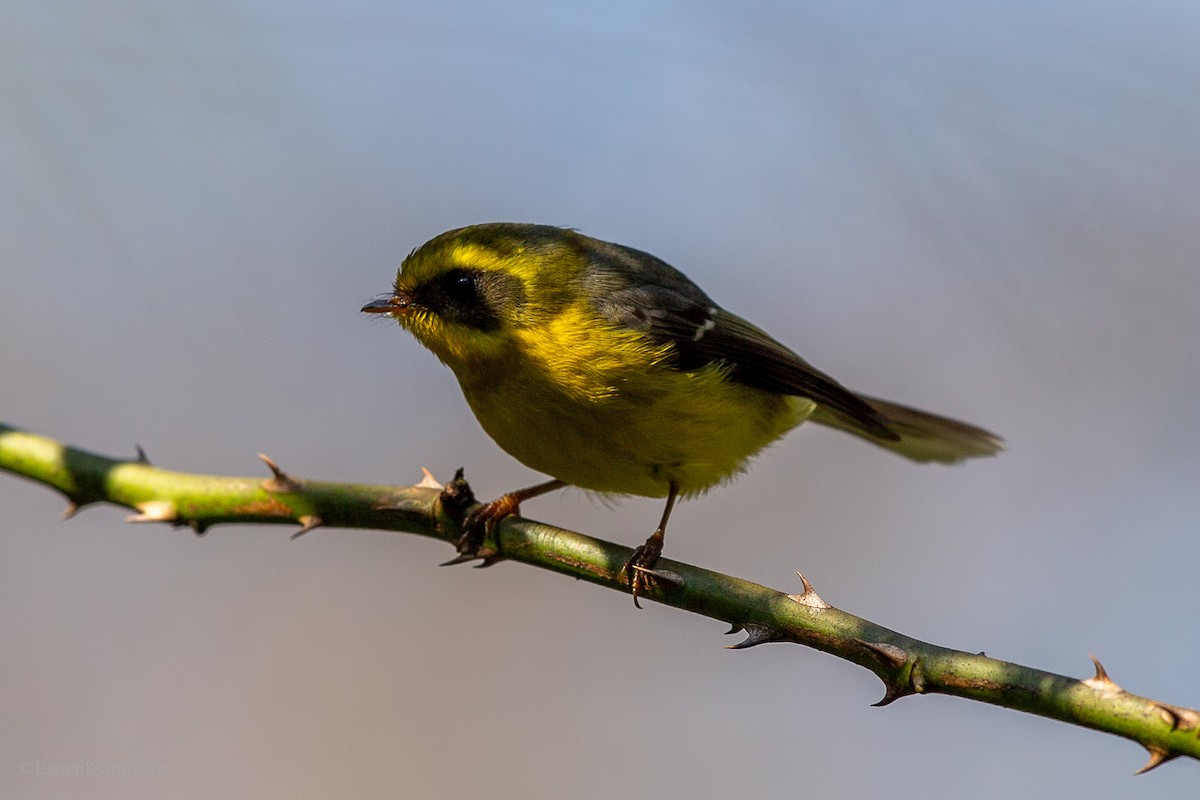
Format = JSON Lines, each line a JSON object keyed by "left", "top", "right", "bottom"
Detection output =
{"left": 1, "top": 422, "right": 1196, "bottom": 773}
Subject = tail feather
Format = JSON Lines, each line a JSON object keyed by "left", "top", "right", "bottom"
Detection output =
{"left": 809, "top": 395, "right": 1003, "bottom": 464}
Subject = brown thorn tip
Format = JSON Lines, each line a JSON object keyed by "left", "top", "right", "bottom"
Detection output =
{"left": 1083, "top": 653, "right": 1122, "bottom": 694}
{"left": 135, "top": 444, "right": 150, "bottom": 464}
{"left": 476, "top": 551, "right": 504, "bottom": 568}
{"left": 291, "top": 515, "right": 323, "bottom": 539}
{"left": 871, "top": 683, "right": 912, "bottom": 708}
{"left": 725, "top": 624, "right": 781, "bottom": 650}
{"left": 61, "top": 501, "right": 80, "bottom": 520}
{"left": 788, "top": 572, "right": 831, "bottom": 608}
{"left": 1135, "top": 745, "right": 1175, "bottom": 775}
{"left": 439, "top": 552, "right": 483, "bottom": 567}
{"left": 189, "top": 520, "right": 208, "bottom": 536}
{"left": 259, "top": 453, "right": 302, "bottom": 493}
{"left": 417, "top": 467, "right": 442, "bottom": 489}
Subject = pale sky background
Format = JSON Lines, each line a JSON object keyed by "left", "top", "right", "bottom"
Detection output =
{"left": 2, "top": 2, "right": 1198, "bottom": 798}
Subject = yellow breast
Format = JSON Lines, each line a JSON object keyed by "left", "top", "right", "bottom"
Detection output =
{"left": 452, "top": 303, "right": 812, "bottom": 497}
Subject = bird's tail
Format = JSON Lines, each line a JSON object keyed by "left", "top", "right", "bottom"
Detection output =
{"left": 809, "top": 395, "right": 1003, "bottom": 464}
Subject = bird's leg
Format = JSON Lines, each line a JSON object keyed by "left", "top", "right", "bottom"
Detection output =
{"left": 442, "top": 478, "right": 567, "bottom": 566}
{"left": 624, "top": 481, "right": 679, "bottom": 608}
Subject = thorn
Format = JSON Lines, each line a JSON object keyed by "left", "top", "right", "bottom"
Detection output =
{"left": 61, "top": 501, "right": 80, "bottom": 520}
{"left": 417, "top": 467, "right": 442, "bottom": 489}
{"left": 189, "top": 519, "right": 209, "bottom": 536}
{"left": 475, "top": 551, "right": 505, "bottom": 568}
{"left": 134, "top": 444, "right": 150, "bottom": 464}
{"left": 438, "top": 468, "right": 476, "bottom": 517}
{"left": 725, "top": 623, "right": 781, "bottom": 650}
{"left": 259, "top": 452, "right": 285, "bottom": 479}
{"left": 290, "top": 515, "right": 323, "bottom": 539}
{"left": 788, "top": 572, "right": 831, "bottom": 609}
{"left": 861, "top": 641, "right": 908, "bottom": 669}
{"left": 259, "top": 450, "right": 289, "bottom": 482}
{"left": 1083, "top": 653, "right": 1123, "bottom": 695}
{"left": 127, "top": 500, "right": 178, "bottom": 523}
{"left": 259, "top": 453, "right": 302, "bottom": 493}
{"left": 1089, "top": 653, "right": 1112, "bottom": 682}
{"left": 871, "top": 681, "right": 914, "bottom": 707}
{"left": 864, "top": 648, "right": 923, "bottom": 705}
{"left": 1135, "top": 745, "right": 1176, "bottom": 775}
{"left": 439, "top": 551, "right": 489, "bottom": 567}
{"left": 1149, "top": 700, "right": 1200, "bottom": 732}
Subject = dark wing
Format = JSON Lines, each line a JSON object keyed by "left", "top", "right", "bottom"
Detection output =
{"left": 582, "top": 241, "right": 897, "bottom": 441}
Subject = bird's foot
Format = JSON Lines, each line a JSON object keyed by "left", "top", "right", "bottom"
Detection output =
{"left": 438, "top": 474, "right": 568, "bottom": 567}
{"left": 624, "top": 528, "right": 667, "bottom": 609}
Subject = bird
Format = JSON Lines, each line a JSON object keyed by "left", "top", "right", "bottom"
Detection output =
{"left": 363, "top": 222, "right": 1002, "bottom": 604}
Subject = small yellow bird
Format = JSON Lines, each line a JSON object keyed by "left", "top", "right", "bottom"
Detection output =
{"left": 364, "top": 223, "right": 1001, "bottom": 603}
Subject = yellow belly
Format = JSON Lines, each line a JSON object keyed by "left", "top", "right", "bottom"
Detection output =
{"left": 453, "top": 318, "right": 812, "bottom": 497}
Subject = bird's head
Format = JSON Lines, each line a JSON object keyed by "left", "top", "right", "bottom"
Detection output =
{"left": 362, "top": 223, "right": 586, "bottom": 369}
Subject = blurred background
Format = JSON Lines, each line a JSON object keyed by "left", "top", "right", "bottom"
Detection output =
{"left": 2, "top": 2, "right": 1198, "bottom": 797}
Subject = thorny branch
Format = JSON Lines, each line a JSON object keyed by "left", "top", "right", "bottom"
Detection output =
{"left": 1, "top": 421, "right": 1197, "bottom": 773}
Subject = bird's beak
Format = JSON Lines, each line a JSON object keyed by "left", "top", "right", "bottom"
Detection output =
{"left": 361, "top": 291, "right": 412, "bottom": 315}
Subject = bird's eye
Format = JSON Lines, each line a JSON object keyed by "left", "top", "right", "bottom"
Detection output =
{"left": 441, "top": 270, "right": 478, "bottom": 304}
{"left": 414, "top": 267, "right": 513, "bottom": 333}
